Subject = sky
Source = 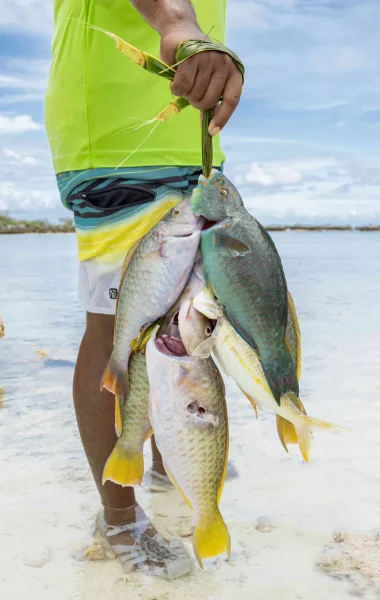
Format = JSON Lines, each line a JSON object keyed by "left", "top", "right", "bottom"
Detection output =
{"left": 1, "top": 0, "right": 380, "bottom": 224}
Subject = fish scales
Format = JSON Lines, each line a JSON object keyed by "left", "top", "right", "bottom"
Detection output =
{"left": 146, "top": 320, "right": 230, "bottom": 566}
{"left": 192, "top": 172, "right": 297, "bottom": 402}
{"left": 101, "top": 198, "right": 203, "bottom": 399}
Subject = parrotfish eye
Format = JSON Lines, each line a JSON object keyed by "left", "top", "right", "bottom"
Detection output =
{"left": 219, "top": 188, "right": 229, "bottom": 198}
{"left": 172, "top": 206, "right": 180, "bottom": 216}
{"left": 205, "top": 326, "right": 212, "bottom": 336}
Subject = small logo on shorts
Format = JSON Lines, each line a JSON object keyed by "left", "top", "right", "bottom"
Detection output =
{"left": 109, "top": 288, "right": 118, "bottom": 300}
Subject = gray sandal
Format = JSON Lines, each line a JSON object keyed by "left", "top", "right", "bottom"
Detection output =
{"left": 98, "top": 513, "right": 192, "bottom": 579}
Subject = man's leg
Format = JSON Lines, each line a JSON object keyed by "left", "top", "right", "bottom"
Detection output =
{"left": 72, "top": 312, "right": 190, "bottom": 577}
{"left": 73, "top": 312, "right": 136, "bottom": 525}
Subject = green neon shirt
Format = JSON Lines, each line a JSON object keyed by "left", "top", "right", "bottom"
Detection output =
{"left": 44, "top": 1, "right": 226, "bottom": 174}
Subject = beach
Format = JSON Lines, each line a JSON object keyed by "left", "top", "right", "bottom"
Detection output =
{"left": 1, "top": 231, "right": 379, "bottom": 600}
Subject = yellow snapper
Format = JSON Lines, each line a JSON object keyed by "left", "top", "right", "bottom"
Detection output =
{"left": 102, "top": 351, "right": 152, "bottom": 487}
{"left": 146, "top": 321, "right": 230, "bottom": 568}
{"left": 193, "top": 288, "right": 343, "bottom": 462}
{"left": 101, "top": 198, "right": 203, "bottom": 398}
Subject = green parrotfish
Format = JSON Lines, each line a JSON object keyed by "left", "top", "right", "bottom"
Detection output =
{"left": 191, "top": 171, "right": 298, "bottom": 406}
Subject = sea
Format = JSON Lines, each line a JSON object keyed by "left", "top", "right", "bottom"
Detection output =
{"left": 1, "top": 231, "right": 380, "bottom": 600}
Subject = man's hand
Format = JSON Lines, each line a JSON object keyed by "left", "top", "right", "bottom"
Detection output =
{"left": 160, "top": 28, "right": 243, "bottom": 136}
{"left": 130, "top": 0, "right": 243, "bottom": 135}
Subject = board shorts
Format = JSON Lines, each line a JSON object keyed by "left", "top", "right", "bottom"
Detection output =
{"left": 57, "top": 167, "right": 203, "bottom": 315}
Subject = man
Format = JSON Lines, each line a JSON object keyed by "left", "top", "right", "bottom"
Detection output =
{"left": 45, "top": 0, "right": 242, "bottom": 578}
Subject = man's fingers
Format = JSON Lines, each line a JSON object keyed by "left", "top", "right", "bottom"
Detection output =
{"left": 191, "top": 71, "right": 226, "bottom": 111}
{"left": 208, "top": 70, "right": 242, "bottom": 135}
{"left": 186, "top": 66, "right": 214, "bottom": 104}
{"left": 170, "top": 57, "right": 198, "bottom": 97}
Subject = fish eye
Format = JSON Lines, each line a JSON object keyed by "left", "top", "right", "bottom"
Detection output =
{"left": 219, "top": 188, "right": 229, "bottom": 198}
{"left": 172, "top": 206, "right": 180, "bottom": 216}
{"left": 205, "top": 326, "right": 212, "bottom": 336}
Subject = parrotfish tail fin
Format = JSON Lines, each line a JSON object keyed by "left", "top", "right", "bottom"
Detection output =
{"left": 263, "top": 348, "right": 299, "bottom": 405}
{"left": 102, "top": 443, "right": 144, "bottom": 487}
{"left": 276, "top": 394, "right": 306, "bottom": 453}
{"left": 193, "top": 509, "right": 231, "bottom": 569}
{"left": 115, "top": 395, "right": 123, "bottom": 437}
{"left": 100, "top": 351, "right": 129, "bottom": 398}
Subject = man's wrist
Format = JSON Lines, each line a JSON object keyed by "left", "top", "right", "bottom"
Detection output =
{"left": 131, "top": 1, "right": 201, "bottom": 39}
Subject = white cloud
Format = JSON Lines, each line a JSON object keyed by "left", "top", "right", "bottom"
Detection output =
{"left": 240, "top": 158, "right": 338, "bottom": 187}
{"left": 0, "top": 59, "right": 50, "bottom": 105}
{"left": 1, "top": 147, "right": 38, "bottom": 165}
{"left": 0, "top": 114, "right": 41, "bottom": 133}
{"left": 244, "top": 191, "right": 380, "bottom": 225}
{"left": 245, "top": 163, "right": 302, "bottom": 186}
{"left": 0, "top": 0, "right": 52, "bottom": 34}
{"left": 0, "top": 180, "right": 59, "bottom": 212}
{"left": 0, "top": 141, "right": 60, "bottom": 217}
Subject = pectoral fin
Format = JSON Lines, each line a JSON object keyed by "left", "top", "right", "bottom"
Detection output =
{"left": 213, "top": 232, "right": 250, "bottom": 257}
{"left": 192, "top": 336, "right": 215, "bottom": 358}
{"left": 238, "top": 386, "right": 260, "bottom": 418}
{"left": 101, "top": 353, "right": 129, "bottom": 398}
{"left": 115, "top": 395, "right": 123, "bottom": 437}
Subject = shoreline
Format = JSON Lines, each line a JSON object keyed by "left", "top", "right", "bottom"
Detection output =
{"left": 1, "top": 225, "right": 380, "bottom": 234}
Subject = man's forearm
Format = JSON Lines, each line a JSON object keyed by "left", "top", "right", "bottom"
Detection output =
{"left": 130, "top": 0, "right": 200, "bottom": 37}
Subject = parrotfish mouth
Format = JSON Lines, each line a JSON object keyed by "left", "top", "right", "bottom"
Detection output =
{"left": 155, "top": 335, "right": 187, "bottom": 357}
{"left": 202, "top": 219, "right": 217, "bottom": 231}
{"left": 173, "top": 225, "right": 204, "bottom": 238}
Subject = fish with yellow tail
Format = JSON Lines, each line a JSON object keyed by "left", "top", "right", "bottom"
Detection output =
{"left": 102, "top": 351, "right": 152, "bottom": 487}
{"left": 103, "top": 266, "right": 211, "bottom": 488}
{"left": 193, "top": 288, "right": 346, "bottom": 462}
{"left": 101, "top": 198, "right": 203, "bottom": 399}
{"left": 146, "top": 316, "right": 230, "bottom": 568}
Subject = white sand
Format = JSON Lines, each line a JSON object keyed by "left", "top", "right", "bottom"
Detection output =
{"left": 1, "top": 231, "right": 379, "bottom": 599}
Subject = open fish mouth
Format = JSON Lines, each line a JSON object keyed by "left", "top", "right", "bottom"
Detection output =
{"left": 173, "top": 227, "right": 203, "bottom": 239}
{"left": 155, "top": 335, "right": 188, "bottom": 357}
{"left": 202, "top": 219, "right": 217, "bottom": 231}
{"left": 174, "top": 232, "right": 197, "bottom": 238}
